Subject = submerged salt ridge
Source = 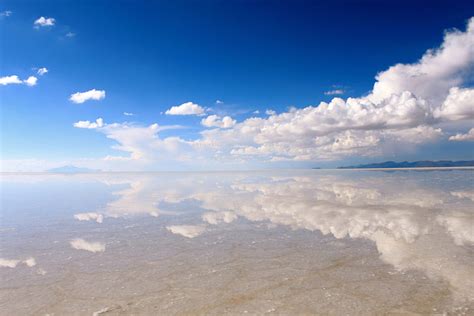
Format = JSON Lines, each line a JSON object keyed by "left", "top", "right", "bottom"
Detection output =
{"left": 0, "top": 170, "right": 473, "bottom": 314}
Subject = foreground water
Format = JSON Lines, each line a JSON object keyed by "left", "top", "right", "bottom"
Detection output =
{"left": 0, "top": 170, "right": 473, "bottom": 315}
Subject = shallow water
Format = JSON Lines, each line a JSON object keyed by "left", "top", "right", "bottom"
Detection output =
{"left": 0, "top": 170, "right": 473, "bottom": 315}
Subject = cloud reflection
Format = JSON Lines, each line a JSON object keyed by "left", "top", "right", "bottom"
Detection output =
{"left": 70, "top": 238, "right": 106, "bottom": 253}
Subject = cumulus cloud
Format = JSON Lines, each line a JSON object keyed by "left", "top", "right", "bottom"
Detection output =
{"left": 449, "top": 128, "right": 474, "bottom": 141}
{"left": 75, "top": 18, "right": 474, "bottom": 166}
{"left": 34, "top": 16, "right": 55, "bottom": 27}
{"left": 370, "top": 18, "right": 474, "bottom": 105}
{"left": 73, "top": 118, "right": 104, "bottom": 129}
{"left": 23, "top": 76, "right": 37, "bottom": 86}
{"left": 70, "top": 89, "right": 106, "bottom": 104}
{"left": 70, "top": 238, "right": 105, "bottom": 253}
{"left": 201, "top": 115, "right": 236, "bottom": 129}
{"left": 166, "top": 225, "right": 206, "bottom": 238}
{"left": 0, "top": 75, "right": 22, "bottom": 85}
{"left": 165, "top": 102, "right": 205, "bottom": 116}
{"left": 434, "top": 87, "right": 474, "bottom": 121}
{"left": 37, "top": 67, "right": 48, "bottom": 76}
{"left": 0, "top": 75, "right": 38, "bottom": 86}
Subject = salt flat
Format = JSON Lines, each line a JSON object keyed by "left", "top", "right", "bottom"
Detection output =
{"left": 1, "top": 170, "right": 473, "bottom": 315}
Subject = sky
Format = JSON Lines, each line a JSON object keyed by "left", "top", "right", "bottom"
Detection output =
{"left": 1, "top": 0, "right": 473, "bottom": 171}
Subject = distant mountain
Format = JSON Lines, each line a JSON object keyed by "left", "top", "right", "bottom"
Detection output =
{"left": 338, "top": 160, "right": 474, "bottom": 169}
{"left": 47, "top": 165, "right": 100, "bottom": 173}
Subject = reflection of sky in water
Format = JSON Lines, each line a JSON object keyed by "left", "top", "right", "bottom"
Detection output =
{"left": 0, "top": 170, "right": 473, "bottom": 314}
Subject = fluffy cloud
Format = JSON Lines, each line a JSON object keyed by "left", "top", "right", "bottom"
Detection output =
{"left": 70, "top": 89, "right": 106, "bottom": 104}
{"left": 34, "top": 16, "right": 55, "bottom": 27}
{"left": 370, "top": 18, "right": 474, "bottom": 105}
{"left": 0, "top": 75, "right": 22, "bottom": 85}
{"left": 0, "top": 75, "right": 38, "bottom": 86}
{"left": 37, "top": 67, "right": 48, "bottom": 76}
{"left": 73, "top": 118, "right": 104, "bottom": 129}
{"left": 70, "top": 238, "right": 105, "bottom": 253}
{"left": 75, "top": 18, "right": 474, "bottom": 166}
{"left": 449, "top": 128, "right": 474, "bottom": 141}
{"left": 165, "top": 102, "right": 205, "bottom": 116}
{"left": 23, "top": 76, "right": 37, "bottom": 86}
{"left": 201, "top": 115, "right": 236, "bottom": 128}
{"left": 434, "top": 87, "right": 474, "bottom": 121}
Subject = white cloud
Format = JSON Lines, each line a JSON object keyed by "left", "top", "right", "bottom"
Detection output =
{"left": 70, "top": 238, "right": 105, "bottom": 253}
{"left": 74, "top": 212, "right": 104, "bottom": 223}
{"left": 434, "top": 87, "right": 474, "bottom": 121}
{"left": 123, "top": 112, "right": 134, "bottom": 116}
{"left": 166, "top": 225, "right": 206, "bottom": 238}
{"left": 324, "top": 89, "right": 345, "bottom": 95}
{"left": 73, "top": 118, "right": 104, "bottom": 129}
{"left": 370, "top": 18, "right": 474, "bottom": 105}
{"left": 0, "top": 10, "right": 12, "bottom": 17}
{"left": 65, "top": 32, "right": 75, "bottom": 38}
{"left": 23, "top": 76, "right": 37, "bottom": 86}
{"left": 0, "top": 75, "right": 38, "bottom": 86}
{"left": 449, "top": 128, "right": 474, "bottom": 141}
{"left": 0, "top": 75, "right": 22, "bottom": 85}
{"left": 201, "top": 115, "right": 236, "bottom": 129}
{"left": 265, "top": 109, "right": 276, "bottom": 116}
{"left": 70, "top": 89, "right": 106, "bottom": 104}
{"left": 37, "top": 67, "right": 48, "bottom": 76}
{"left": 74, "top": 17, "right": 474, "bottom": 166}
{"left": 34, "top": 16, "right": 55, "bottom": 27}
{"left": 165, "top": 102, "right": 205, "bottom": 116}
{"left": 215, "top": 100, "right": 224, "bottom": 104}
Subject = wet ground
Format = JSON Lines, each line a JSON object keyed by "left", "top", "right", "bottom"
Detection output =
{"left": 0, "top": 169, "right": 473, "bottom": 315}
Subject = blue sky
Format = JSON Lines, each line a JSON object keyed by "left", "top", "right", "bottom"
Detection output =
{"left": 1, "top": 1, "right": 473, "bottom": 171}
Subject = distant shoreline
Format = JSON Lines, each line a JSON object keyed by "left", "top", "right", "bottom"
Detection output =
{"left": 1, "top": 166, "right": 474, "bottom": 175}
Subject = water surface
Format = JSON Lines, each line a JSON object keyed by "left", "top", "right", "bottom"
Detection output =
{"left": 1, "top": 170, "right": 473, "bottom": 315}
